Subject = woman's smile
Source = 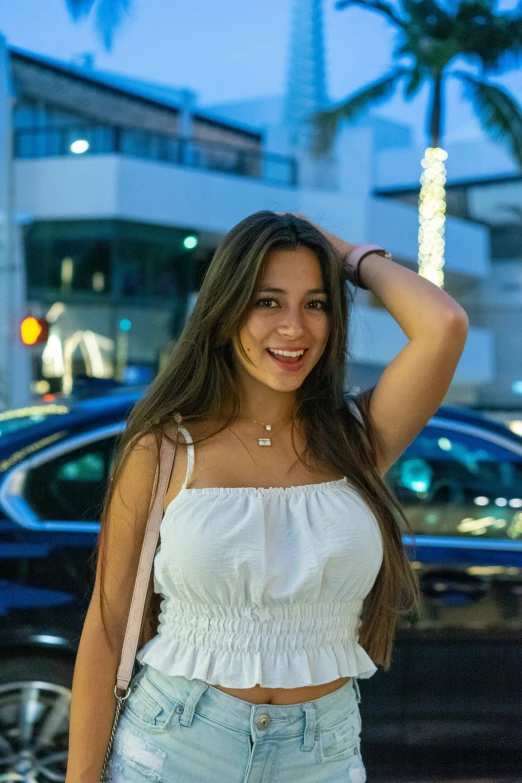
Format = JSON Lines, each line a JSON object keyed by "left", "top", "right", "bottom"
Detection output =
{"left": 265, "top": 347, "right": 309, "bottom": 372}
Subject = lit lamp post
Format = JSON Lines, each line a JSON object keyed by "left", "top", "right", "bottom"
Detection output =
{"left": 418, "top": 147, "right": 448, "bottom": 287}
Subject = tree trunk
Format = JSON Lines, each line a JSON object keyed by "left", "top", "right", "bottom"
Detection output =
{"left": 428, "top": 72, "right": 444, "bottom": 148}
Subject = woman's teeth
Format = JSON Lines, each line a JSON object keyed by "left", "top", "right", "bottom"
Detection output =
{"left": 267, "top": 349, "right": 306, "bottom": 364}
{"left": 268, "top": 349, "right": 304, "bottom": 357}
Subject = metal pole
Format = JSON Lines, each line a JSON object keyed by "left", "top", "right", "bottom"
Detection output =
{"left": 0, "top": 34, "right": 31, "bottom": 410}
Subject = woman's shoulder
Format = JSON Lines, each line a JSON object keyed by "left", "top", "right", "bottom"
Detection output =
{"left": 170, "top": 414, "right": 228, "bottom": 445}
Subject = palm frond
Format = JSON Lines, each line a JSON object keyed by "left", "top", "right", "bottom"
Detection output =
{"left": 403, "top": 64, "right": 426, "bottom": 98}
{"left": 453, "top": 70, "right": 522, "bottom": 169}
{"left": 402, "top": 0, "right": 454, "bottom": 30}
{"left": 310, "top": 68, "right": 409, "bottom": 156}
{"left": 436, "top": 0, "right": 468, "bottom": 17}
{"left": 65, "top": 0, "right": 97, "bottom": 20}
{"left": 95, "top": 0, "right": 131, "bottom": 51}
{"left": 335, "top": 0, "right": 406, "bottom": 29}
{"left": 455, "top": 3, "right": 522, "bottom": 75}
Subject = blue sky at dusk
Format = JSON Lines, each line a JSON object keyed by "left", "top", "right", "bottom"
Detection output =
{"left": 2, "top": 0, "right": 521, "bottom": 146}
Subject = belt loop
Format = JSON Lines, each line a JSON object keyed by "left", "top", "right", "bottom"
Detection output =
{"left": 179, "top": 680, "right": 209, "bottom": 727}
{"left": 300, "top": 703, "right": 316, "bottom": 752}
{"left": 353, "top": 677, "right": 361, "bottom": 704}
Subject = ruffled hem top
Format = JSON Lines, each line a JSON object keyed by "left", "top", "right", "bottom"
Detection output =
{"left": 137, "top": 597, "right": 379, "bottom": 687}
{"left": 136, "top": 419, "right": 384, "bottom": 689}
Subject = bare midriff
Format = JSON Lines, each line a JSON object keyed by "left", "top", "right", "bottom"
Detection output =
{"left": 210, "top": 676, "right": 351, "bottom": 705}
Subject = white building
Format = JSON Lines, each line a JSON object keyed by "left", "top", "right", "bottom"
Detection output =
{"left": 0, "top": 0, "right": 499, "bottom": 413}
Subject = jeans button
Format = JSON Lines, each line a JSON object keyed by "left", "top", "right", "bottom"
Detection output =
{"left": 175, "top": 705, "right": 184, "bottom": 714}
{"left": 256, "top": 713, "right": 271, "bottom": 730}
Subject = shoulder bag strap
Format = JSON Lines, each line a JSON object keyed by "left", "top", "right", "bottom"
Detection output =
{"left": 115, "top": 419, "right": 179, "bottom": 694}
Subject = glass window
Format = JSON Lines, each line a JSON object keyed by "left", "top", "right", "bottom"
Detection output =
{"left": 24, "top": 436, "right": 117, "bottom": 521}
{"left": 25, "top": 223, "right": 111, "bottom": 294}
{"left": 385, "top": 425, "right": 522, "bottom": 541}
{"left": 114, "top": 238, "right": 180, "bottom": 299}
{"left": 43, "top": 106, "right": 91, "bottom": 127}
{"left": 56, "top": 452, "right": 105, "bottom": 481}
{"left": 13, "top": 99, "right": 91, "bottom": 130}
{"left": 53, "top": 238, "right": 111, "bottom": 292}
{"left": 25, "top": 220, "right": 191, "bottom": 301}
{"left": 120, "top": 129, "right": 180, "bottom": 163}
{"left": 12, "top": 101, "right": 39, "bottom": 130}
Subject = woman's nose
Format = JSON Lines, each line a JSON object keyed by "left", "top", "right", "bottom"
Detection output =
{"left": 277, "top": 307, "right": 307, "bottom": 335}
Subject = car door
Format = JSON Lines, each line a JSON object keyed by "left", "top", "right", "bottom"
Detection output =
{"left": 0, "top": 425, "right": 125, "bottom": 782}
{"left": 384, "top": 416, "right": 522, "bottom": 777}
{"left": 0, "top": 425, "right": 122, "bottom": 649}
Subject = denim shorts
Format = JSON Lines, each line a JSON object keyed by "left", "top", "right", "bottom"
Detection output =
{"left": 107, "top": 662, "right": 367, "bottom": 783}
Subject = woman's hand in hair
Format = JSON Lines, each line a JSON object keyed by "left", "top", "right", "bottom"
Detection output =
{"left": 276, "top": 211, "right": 358, "bottom": 264}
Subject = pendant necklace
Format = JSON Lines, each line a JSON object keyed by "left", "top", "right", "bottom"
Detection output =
{"left": 249, "top": 416, "right": 290, "bottom": 446}
{"left": 229, "top": 415, "right": 291, "bottom": 446}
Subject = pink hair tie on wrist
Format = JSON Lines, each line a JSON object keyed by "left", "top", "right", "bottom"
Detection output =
{"left": 346, "top": 244, "right": 392, "bottom": 290}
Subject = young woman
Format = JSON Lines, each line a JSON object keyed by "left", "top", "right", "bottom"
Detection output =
{"left": 66, "top": 210, "right": 469, "bottom": 782}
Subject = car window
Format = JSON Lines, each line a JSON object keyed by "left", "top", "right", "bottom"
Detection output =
{"left": 385, "top": 424, "right": 522, "bottom": 541}
{"left": 24, "top": 436, "right": 118, "bottom": 521}
{"left": 56, "top": 452, "right": 106, "bottom": 481}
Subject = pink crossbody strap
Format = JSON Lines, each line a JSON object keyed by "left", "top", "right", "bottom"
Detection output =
{"left": 115, "top": 417, "right": 180, "bottom": 694}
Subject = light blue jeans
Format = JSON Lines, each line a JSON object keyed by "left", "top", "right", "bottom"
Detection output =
{"left": 108, "top": 662, "right": 367, "bottom": 783}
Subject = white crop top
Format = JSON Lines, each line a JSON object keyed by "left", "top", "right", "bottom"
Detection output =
{"left": 136, "top": 413, "right": 384, "bottom": 688}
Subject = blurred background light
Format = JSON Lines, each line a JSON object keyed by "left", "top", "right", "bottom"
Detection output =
{"left": 70, "top": 139, "right": 90, "bottom": 154}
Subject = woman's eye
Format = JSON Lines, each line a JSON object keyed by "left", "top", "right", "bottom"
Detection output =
{"left": 255, "top": 297, "right": 277, "bottom": 308}
{"left": 254, "top": 298, "right": 328, "bottom": 310}
{"left": 308, "top": 299, "right": 329, "bottom": 310}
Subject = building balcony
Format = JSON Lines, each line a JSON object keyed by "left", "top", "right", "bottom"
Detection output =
{"left": 13, "top": 128, "right": 489, "bottom": 286}
{"left": 14, "top": 152, "right": 302, "bottom": 235}
{"left": 13, "top": 125, "right": 298, "bottom": 188}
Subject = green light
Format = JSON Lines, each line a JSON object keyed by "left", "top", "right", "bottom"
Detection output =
{"left": 438, "top": 437, "right": 452, "bottom": 451}
{"left": 183, "top": 235, "right": 198, "bottom": 250}
{"left": 119, "top": 318, "right": 132, "bottom": 331}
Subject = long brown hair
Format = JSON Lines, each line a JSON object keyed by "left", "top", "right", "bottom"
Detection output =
{"left": 94, "top": 210, "right": 420, "bottom": 670}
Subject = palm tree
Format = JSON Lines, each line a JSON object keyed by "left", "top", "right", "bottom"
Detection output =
{"left": 65, "top": 0, "right": 130, "bottom": 51}
{"left": 312, "top": 0, "right": 522, "bottom": 287}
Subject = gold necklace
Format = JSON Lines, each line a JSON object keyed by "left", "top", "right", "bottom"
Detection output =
{"left": 234, "top": 416, "right": 290, "bottom": 446}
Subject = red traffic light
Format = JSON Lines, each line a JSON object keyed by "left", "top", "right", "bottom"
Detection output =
{"left": 20, "top": 316, "right": 50, "bottom": 346}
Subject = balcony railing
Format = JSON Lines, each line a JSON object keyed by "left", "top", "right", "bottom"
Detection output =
{"left": 13, "top": 125, "right": 299, "bottom": 188}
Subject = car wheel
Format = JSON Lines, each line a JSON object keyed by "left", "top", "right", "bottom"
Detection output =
{"left": 0, "top": 655, "right": 74, "bottom": 783}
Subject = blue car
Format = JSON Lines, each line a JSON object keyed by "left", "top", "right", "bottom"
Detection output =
{"left": 0, "top": 390, "right": 521, "bottom": 781}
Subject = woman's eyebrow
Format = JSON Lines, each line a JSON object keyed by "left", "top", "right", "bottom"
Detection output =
{"left": 258, "top": 286, "right": 327, "bottom": 295}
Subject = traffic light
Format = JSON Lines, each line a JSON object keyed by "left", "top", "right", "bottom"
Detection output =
{"left": 20, "top": 316, "right": 50, "bottom": 346}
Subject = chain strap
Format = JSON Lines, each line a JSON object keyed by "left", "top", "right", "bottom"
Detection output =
{"left": 99, "top": 686, "right": 131, "bottom": 782}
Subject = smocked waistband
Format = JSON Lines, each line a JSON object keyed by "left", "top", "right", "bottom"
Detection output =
{"left": 158, "top": 598, "right": 364, "bottom": 652}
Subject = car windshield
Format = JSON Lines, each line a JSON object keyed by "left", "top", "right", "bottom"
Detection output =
{"left": 0, "top": 404, "right": 71, "bottom": 438}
